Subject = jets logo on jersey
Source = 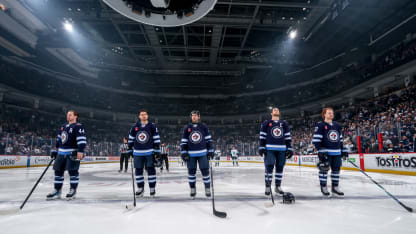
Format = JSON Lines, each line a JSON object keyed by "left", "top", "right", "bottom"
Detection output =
{"left": 136, "top": 131, "right": 149, "bottom": 144}
{"left": 328, "top": 130, "right": 339, "bottom": 142}
{"left": 189, "top": 131, "right": 202, "bottom": 144}
{"left": 61, "top": 131, "right": 68, "bottom": 144}
{"left": 271, "top": 126, "right": 283, "bottom": 138}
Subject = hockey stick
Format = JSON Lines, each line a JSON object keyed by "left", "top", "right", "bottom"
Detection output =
{"left": 209, "top": 160, "right": 227, "bottom": 218}
{"left": 348, "top": 160, "right": 413, "bottom": 213}
{"left": 0, "top": 158, "right": 54, "bottom": 215}
{"left": 21, "top": 158, "right": 54, "bottom": 210}
{"left": 126, "top": 155, "right": 136, "bottom": 210}
{"left": 263, "top": 154, "right": 275, "bottom": 207}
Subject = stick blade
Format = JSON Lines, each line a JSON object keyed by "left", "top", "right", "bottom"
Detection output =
{"left": 213, "top": 209, "right": 227, "bottom": 218}
{"left": 404, "top": 206, "right": 413, "bottom": 213}
{"left": 264, "top": 202, "right": 274, "bottom": 208}
{"left": 125, "top": 204, "right": 136, "bottom": 210}
{"left": 0, "top": 208, "right": 20, "bottom": 215}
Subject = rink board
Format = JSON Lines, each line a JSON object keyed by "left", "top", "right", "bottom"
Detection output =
{"left": 0, "top": 153, "right": 415, "bottom": 175}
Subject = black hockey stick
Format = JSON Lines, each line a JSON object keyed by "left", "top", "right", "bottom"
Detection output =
{"left": 348, "top": 160, "right": 413, "bottom": 213}
{"left": 126, "top": 155, "right": 136, "bottom": 209}
{"left": 209, "top": 160, "right": 227, "bottom": 218}
{"left": 268, "top": 181, "right": 275, "bottom": 206}
{"left": 263, "top": 154, "right": 275, "bottom": 207}
{"left": 20, "top": 158, "right": 54, "bottom": 210}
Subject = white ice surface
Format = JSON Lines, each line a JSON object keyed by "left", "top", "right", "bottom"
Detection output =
{"left": 0, "top": 162, "right": 415, "bottom": 234}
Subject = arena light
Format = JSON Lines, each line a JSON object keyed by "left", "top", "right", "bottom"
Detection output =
{"left": 63, "top": 21, "right": 73, "bottom": 32}
{"left": 289, "top": 30, "right": 297, "bottom": 39}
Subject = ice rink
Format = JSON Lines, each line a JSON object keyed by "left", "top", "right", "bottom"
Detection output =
{"left": 0, "top": 161, "right": 415, "bottom": 234}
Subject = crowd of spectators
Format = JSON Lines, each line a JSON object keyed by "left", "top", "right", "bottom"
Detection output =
{"left": 291, "top": 84, "right": 416, "bottom": 154}
{"left": 1, "top": 37, "right": 416, "bottom": 156}
{"left": 1, "top": 81, "right": 415, "bottom": 156}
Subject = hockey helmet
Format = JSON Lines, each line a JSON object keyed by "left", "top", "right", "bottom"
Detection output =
{"left": 316, "top": 160, "right": 330, "bottom": 172}
{"left": 282, "top": 192, "right": 295, "bottom": 204}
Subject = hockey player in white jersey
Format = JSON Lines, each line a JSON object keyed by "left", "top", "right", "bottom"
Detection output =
{"left": 230, "top": 146, "right": 239, "bottom": 167}
{"left": 214, "top": 148, "right": 221, "bottom": 167}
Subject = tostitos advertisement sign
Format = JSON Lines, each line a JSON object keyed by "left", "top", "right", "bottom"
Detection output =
{"left": 365, "top": 153, "right": 416, "bottom": 173}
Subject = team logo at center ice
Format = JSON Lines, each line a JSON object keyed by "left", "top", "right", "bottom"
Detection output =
{"left": 189, "top": 131, "right": 202, "bottom": 144}
{"left": 136, "top": 131, "right": 149, "bottom": 144}
{"left": 328, "top": 130, "right": 339, "bottom": 142}
{"left": 61, "top": 131, "right": 68, "bottom": 144}
{"left": 271, "top": 126, "right": 283, "bottom": 138}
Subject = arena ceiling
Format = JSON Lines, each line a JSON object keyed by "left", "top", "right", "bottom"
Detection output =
{"left": 1, "top": 0, "right": 416, "bottom": 80}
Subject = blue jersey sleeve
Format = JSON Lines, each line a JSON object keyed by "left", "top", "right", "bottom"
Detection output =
{"left": 75, "top": 124, "right": 86, "bottom": 153}
{"left": 180, "top": 126, "right": 189, "bottom": 154}
{"left": 128, "top": 125, "right": 136, "bottom": 150}
{"left": 312, "top": 123, "right": 324, "bottom": 151}
{"left": 337, "top": 123, "right": 346, "bottom": 152}
{"left": 284, "top": 121, "right": 293, "bottom": 151}
{"left": 55, "top": 125, "right": 63, "bottom": 149}
{"left": 259, "top": 121, "right": 268, "bottom": 150}
{"left": 204, "top": 125, "right": 213, "bottom": 153}
{"left": 152, "top": 124, "right": 161, "bottom": 153}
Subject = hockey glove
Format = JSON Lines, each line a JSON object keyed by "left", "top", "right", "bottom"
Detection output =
{"left": 50, "top": 150, "right": 58, "bottom": 160}
{"left": 153, "top": 156, "right": 162, "bottom": 168}
{"left": 258, "top": 148, "right": 266, "bottom": 156}
{"left": 207, "top": 151, "right": 214, "bottom": 160}
{"left": 317, "top": 152, "right": 329, "bottom": 172}
{"left": 285, "top": 150, "right": 294, "bottom": 159}
{"left": 181, "top": 152, "right": 190, "bottom": 162}
{"left": 317, "top": 152, "right": 328, "bottom": 162}
{"left": 153, "top": 151, "right": 161, "bottom": 160}
{"left": 341, "top": 151, "right": 349, "bottom": 160}
{"left": 70, "top": 151, "right": 83, "bottom": 161}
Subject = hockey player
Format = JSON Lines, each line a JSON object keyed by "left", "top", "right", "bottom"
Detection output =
{"left": 47, "top": 110, "right": 86, "bottom": 200}
{"left": 258, "top": 107, "right": 293, "bottom": 196}
{"left": 312, "top": 107, "right": 348, "bottom": 196}
{"left": 180, "top": 110, "right": 214, "bottom": 198}
{"left": 128, "top": 109, "right": 161, "bottom": 197}
{"left": 230, "top": 146, "right": 239, "bottom": 167}
{"left": 214, "top": 148, "right": 221, "bottom": 167}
